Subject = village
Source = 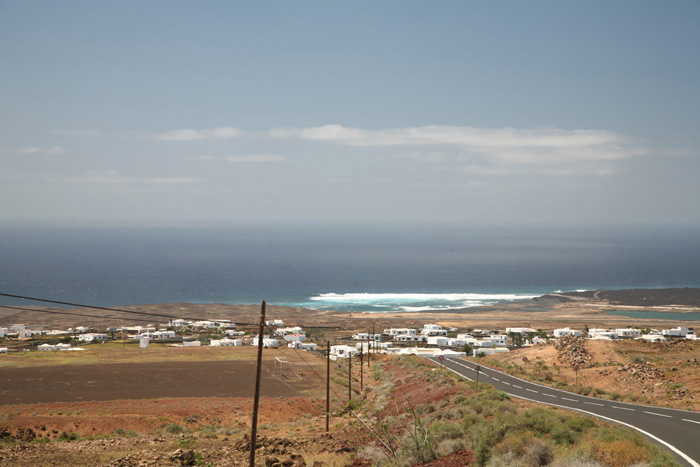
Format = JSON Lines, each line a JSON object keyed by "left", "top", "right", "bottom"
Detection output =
{"left": 1, "top": 318, "right": 696, "bottom": 357}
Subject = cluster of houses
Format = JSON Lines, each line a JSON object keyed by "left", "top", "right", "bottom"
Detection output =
{"left": 328, "top": 323, "right": 698, "bottom": 358}
{"left": 1, "top": 319, "right": 696, "bottom": 356}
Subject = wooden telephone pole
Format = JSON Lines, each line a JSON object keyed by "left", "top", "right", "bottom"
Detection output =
{"left": 326, "top": 341, "right": 330, "bottom": 433}
{"left": 249, "top": 301, "right": 266, "bottom": 467}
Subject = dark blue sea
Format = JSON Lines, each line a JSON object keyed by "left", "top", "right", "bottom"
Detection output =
{"left": 1, "top": 223, "right": 698, "bottom": 313}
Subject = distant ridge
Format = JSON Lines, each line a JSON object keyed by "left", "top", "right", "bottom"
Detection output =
{"left": 539, "top": 288, "right": 700, "bottom": 307}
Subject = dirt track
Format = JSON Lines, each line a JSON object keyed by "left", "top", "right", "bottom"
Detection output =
{"left": 0, "top": 361, "right": 315, "bottom": 404}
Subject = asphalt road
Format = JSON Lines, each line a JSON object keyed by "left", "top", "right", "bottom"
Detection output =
{"left": 428, "top": 356, "right": 700, "bottom": 467}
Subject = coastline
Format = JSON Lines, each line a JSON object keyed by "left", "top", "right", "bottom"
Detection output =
{"left": 2, "top": 288, "right": 698, "bottom": 332}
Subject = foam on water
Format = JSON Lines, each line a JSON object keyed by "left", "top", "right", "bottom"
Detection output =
{"left": 300, "top": 292, "right": 541, "bottom": 312}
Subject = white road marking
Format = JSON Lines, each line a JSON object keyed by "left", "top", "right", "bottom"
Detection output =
{"left": 612, "top": 406, "right": 635, "bottom": 411}
{"left": 585, "top": 402, "right": 604, "bottom": 406}
{"left": 543, "top": 394, "right": 557, "bottom": 398}
{"left": 682, "top": 419, "right": 700, "bottom": 425}
{"left": 492, "top": 377, "right": 500, "bottom": 381}
{"left": 526, "top": 389, "right": 538, "bottom": 393}
{"left": 502, "top": 382, "right": 510, "bottom": 385}
{"left": 561, "top": 397, "right": 578, "bottom": 402}
{"left": 644, "top": 411, "right": 672, "bottom": 418}
{"left": 512, "top": 385, "right": 522, "bottom": 389}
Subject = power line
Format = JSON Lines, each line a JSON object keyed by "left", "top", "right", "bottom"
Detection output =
{"left": 0, "top": 292, "right": 235, "bottom": 324}
{"left": 0, "top": 305, "right": 156, "bottom": 324}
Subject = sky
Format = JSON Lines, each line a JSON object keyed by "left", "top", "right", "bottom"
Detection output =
{"left": 1, "top": 1, "right": 699, "bottom": 227}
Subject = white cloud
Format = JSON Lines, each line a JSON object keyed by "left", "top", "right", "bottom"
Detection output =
{"left": 221, "top": 154, "right": 286, "bottom": 163}
{"left": 17, "top": 146, "right": 65, "bottom": 155}
{"left": 270, "top": 124, "right": 621, "bottom": 147}
{"left": 155, "top": 127, "right": 242, "bottom": 141}
{"left": 269, "top": 124, "right": 650, "bottom": 176}
{"left": 52, "top": 170, "right": 202, "bottom": 184}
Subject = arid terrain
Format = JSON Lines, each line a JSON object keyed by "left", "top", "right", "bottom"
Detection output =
{"left": 1, "top": 288, "right": 699, "bottom": 466}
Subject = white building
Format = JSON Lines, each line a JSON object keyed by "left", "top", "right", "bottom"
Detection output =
{"left": 427, "top": 336, "right": 450, "bottom": 347}
{"left": 251, "top": 336, "right": 279, "bottom": 348}
{"left": 421, "top": 324, "right": 447, "bottom": 337}
{"left": 169, "top": 319, "right": 190, "bottom": 327}
{"left": 0, "top": 348, "right": 7, "bottom": 353}
{"left": 75, "top": 326, "right": 89, "bottom": 333}
{"left": 384, "top": 328, "right": 417, "bottom": 337}
{"left": 483, "top": 334, "right": 509, "bottom": 347}
{"left": 224, "top": 330, "right": 245, "bottom": 337}
{"left": 394, "top": 334, "right": 428, "bottom": 343}
{"left": 265, "top": 319, "right": 284, "bottom": 326}
{"left": 56, "top": 343, "right": 72, "bottom": 350}
{"left": 183, "top": 340, "right": 201, "bottom": 347}
{"left": 282, "top": 333, "right": 307, "bottom": 343}
{"left": 588, "top": 328, "right": 617, "bottom": 340}
{"left": 289, "top": 341, "right": 318, "bottom": 351}
{"left": 0, "top": 328, "right": 7, "bottom": 337}
{"left": 663, "top": 327, "right": 693, "bottom": 337}
{"left": 211, "top": 338, "right": 242, "bottom": 347}
{"left": 506, "top": 327, "right": 537, "bottom": 335}
{"left": 330, "top": 345, "right": 359, "bottom": 359}
{"left": 553, "top": 328, "right": 582, "bottom": 338}
{"left": 638, "top": 334, "right": 667, "bottom": 343}
{"left": 38, "top": 344, "right": 57, "bottom": 351}
{"left": 78, "top": 333, "right": 108, "bottom": 342}
{"left": 275, "top": 326, "right": 304, "bottom": 336}
{"left": 616, "top": 328, "right": 641, "bottom": 338}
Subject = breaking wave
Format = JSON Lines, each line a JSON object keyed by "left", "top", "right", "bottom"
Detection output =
{"left": 303, "top": 292, "right": 541, "bottom": 312}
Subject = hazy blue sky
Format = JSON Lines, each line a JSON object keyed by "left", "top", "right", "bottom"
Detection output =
{"left": 2, "top": 1, "right": 699, "bottom": 226}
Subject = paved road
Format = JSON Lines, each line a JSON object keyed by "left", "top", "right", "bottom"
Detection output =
{"left": 428, "top": 356, "right": 700, "bottom": 467}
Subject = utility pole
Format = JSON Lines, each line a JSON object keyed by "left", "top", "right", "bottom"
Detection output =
{"left": 360, "top": 348, "right": 363, "bottom": 390}
{"left": 367, "top": 329, "right": 371, "bottom": 368}
{"left": 249, "top": 300, "right": 266, "bottom": 467}
{"left": 326, "top": 341, "right": 330, "bottom": 433}
{"left": 348, "top": 353, "right": 352, "bottom": 402}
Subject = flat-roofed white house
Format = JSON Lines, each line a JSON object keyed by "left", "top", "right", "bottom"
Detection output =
{"left": 421, "top": 324, "right": 447, "bottom": 336}
{"left": 483, "top": 335, "right": 509, "bottom": 347}
{"left": 553, "top": 328, "right": 582, "bottom": 338}
{"left": 638, "top": 334, "right": 667, "bottom": 343}
{"left": 588, "top": 329, "right": 617, "bottom": 340}
{"left": 38, "top": 343, "right": 57, "bottom": 351}
{"left": 265, "top": 319, "right": 284, "bottom": 326}
{"left": 0, "top": 328, "right": 7, "bottom": 337}
{"left": 330, "top": 344, "right": 358, "bottom": 359}
{"left": 211, "top": 338, "right": 242, "bottom": 347}
{"left": 282, "top": 333, "right": 307, "bottom": 343}
{"left": 0, "top": 348, "right": 7, "bottom": 353}
{"left": 506, "top": 327, "right": 537, "bottom": 335}
{"left": 384, "top": 328, "right": 417, "bottom": 337}
{"left": 663, "top": 327, "right": 693, "bottom": 337}
{"left": 169, "top": 319, "right": 190, "bottom": 327}
{"left": 616, "top": 328, "right": 641, "bottom": 338}
{"left": 78, "top": 333, "right": 108, "bottom": 342}
{"left": 289, "top": 341, "right": 318, "bottom": 351}
{"left": 251, "top": 336, "right": 279, "bottom": 348}
{"left": 427, "top": 336, "right": 450, "bottom": 346}
{"left": 394, "top": 334, "right": 428, "bottom": 343}
{"left": 275, "top": 326, "right": 303, "bottom": 336}
{"left": 449, "top": 337, "right": 479, "bottom": 347}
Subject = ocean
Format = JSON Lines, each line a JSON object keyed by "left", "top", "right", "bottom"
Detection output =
{"left": 1, "top": 223, "right": 698, "bottom": 313}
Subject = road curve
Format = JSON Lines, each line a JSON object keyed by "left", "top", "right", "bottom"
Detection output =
{"left": 427, "top": 356, "right": 700, "bottom": 467}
